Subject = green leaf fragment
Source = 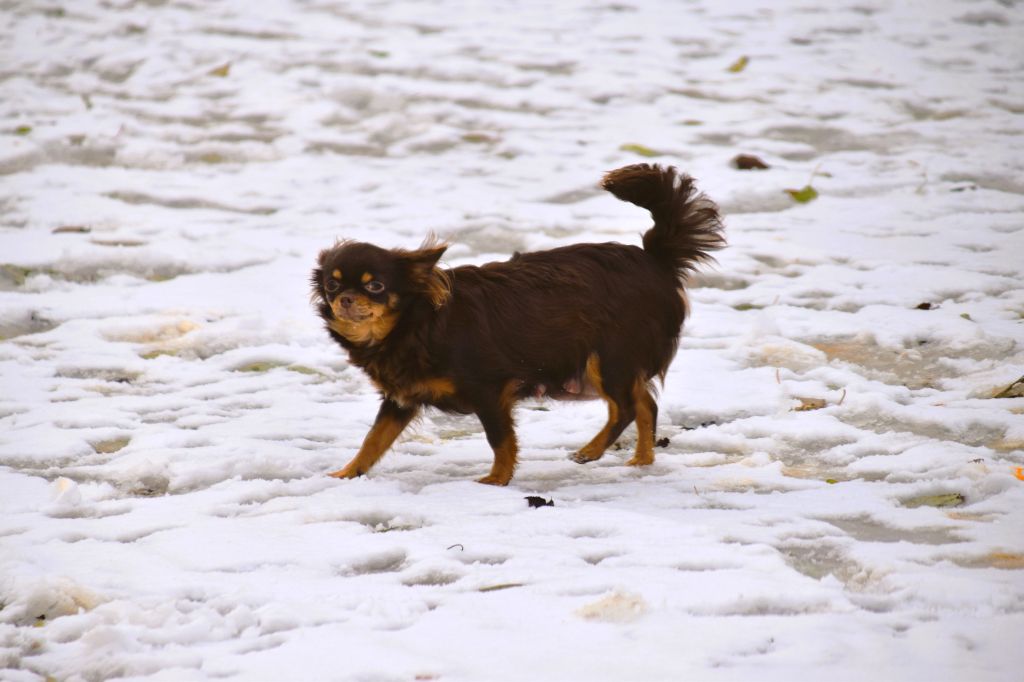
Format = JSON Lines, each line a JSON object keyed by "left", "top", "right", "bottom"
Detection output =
{"left": 15, "top": 125, "right": 32, "bottom": 135}
{"left": 903, "top": 492, "right": 965, "bottom": 509}
{"left": 619, "top": 143, "right": 661, "bottom": 157}
{"left": 785, "top": 185, "right": 819, "bottom": 203}
{"left": 727, "top": 56, "right": 749, "bottom": 73}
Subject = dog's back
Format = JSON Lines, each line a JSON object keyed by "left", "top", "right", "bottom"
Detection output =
{"left": 441, "top": 163, "right": 724, "bottom": 394}
{"left": 443, "top": 242, "right": 685, "bottom": 392}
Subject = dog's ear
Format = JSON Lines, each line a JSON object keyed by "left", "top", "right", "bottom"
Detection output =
{"left": 312, "top": 241, "right": 342, "bottom": 303}
{"left": 311, "top": 245, "right": 335, "bottom": 303}
{"left": 399, "top": 239, "right": 450, "bottom": 309}
{"left": 312, "top": 240, "right": 352, "bottom": 303}
{"left": 309, "top": 260, "right": 329, "bottom": 303}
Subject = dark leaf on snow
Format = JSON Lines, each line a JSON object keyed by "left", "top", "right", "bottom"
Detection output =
{"left": 525, "top": 496, "right": 554, "bottom": 508}
{"left": 732, "top": 154, "right": 770, "bottom": 170}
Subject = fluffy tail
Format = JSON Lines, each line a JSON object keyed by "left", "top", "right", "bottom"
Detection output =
{"left": 601, "top": 164, "right": 725, "bottom": 280}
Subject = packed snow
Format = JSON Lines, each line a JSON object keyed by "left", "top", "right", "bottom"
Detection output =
{"left": 2, "top": 0, "right": 1023, "bottom": 680}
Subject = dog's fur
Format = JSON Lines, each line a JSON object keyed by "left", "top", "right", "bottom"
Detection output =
{"left": 311, "top": 164, "right": 725, "bottom": 485}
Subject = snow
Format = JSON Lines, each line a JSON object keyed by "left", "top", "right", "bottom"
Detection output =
{"left": 1, "top": 0, "right": 1023, "bottom": 680}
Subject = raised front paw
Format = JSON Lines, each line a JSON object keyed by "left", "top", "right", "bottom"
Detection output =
{"left": 327, "top": 463, "right": 363, "bottom": 479}
{"left": 570, "top": 450, "right": 602, "bottom": 464}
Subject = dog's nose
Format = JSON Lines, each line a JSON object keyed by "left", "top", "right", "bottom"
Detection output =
{"left": 338, "top": 295, "right": 354, "bottom": 309}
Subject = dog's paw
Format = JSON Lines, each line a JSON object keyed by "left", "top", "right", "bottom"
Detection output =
{"left": 327, "top": 465, "right": 363, "bottom": 479}
{"left": 570, "top": 451, "right": 601, "bottom": 464}
{"left": 624, "top": 455, "right": 654, "bottom": 467}
{"left": 477, "top": 473, "right": 511, "bottom": 486}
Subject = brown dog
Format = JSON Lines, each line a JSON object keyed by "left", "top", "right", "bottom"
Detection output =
{"left": 311, "top": 164, "right": 725, "bottom": 485}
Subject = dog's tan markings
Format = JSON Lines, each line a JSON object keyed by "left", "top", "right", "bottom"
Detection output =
{"left": 478, "top": 380, "right": 520, "bottom": 486}
{"left": 387, "top": 292, "right": 399, "bottom": 309}
{"left": 332, "top": 269, "right": 342, "bottom": 280}
{"left": 328, "top": 296, "right": 397, "bottom": 345}
{"left": 418, "top": 377, "right": 456, "bottom": 400}
{"left": 328, "top": 314, "right": 397, "bottom": 345}
{"left": 361, "top": 272, "right": 373, "bottom": 284}
{"left": 479, "top": 434, "right": 518, "bottom": 486}
{"left": 499, "top": 378, "right": 519, "bottom": 414}
{"left": 627, "top": 378, "right": 656, "bottom": 466}
{"left": 572, "top": 354, "right": 619, "bottom": 462}
{"left": 390, "top": 377, "right": 456, "bottom": 406}
{"left": 328, "top": 407, "right": 419, "bottom": 479}
{"left": 420, "top": 268, "right": 451, "bottom": 309}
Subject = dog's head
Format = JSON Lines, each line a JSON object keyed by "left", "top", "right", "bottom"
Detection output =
{"left": 311, "top": 238, "right": 450, "bottom": 345}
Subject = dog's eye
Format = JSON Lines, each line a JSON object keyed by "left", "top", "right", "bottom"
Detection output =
{"left": 364, "top": 281, "right": 385, "bottom": 294}
{"left": 325, "top": 280, "right": 340, "bottom": 293}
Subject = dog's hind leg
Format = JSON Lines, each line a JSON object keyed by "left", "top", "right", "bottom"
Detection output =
{"left": 475, "top": 381, "right": 520, "bottom": 486}
{"left": 626, "top": 378, "right": 658, "bottom": 466}
{"left": 571, "top": 354, "right": 637, "bottom": 464}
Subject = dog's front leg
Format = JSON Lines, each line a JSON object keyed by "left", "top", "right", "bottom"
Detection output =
{"left": 474, "top": 388, "right": 519, "bottom": 486}
{"left": 328, "top": 398, "right": 419, "bottom": 479}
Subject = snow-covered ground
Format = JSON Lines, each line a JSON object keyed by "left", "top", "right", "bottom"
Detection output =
{"left": 2, "top": 0, "right": 1023, "bottom": 679}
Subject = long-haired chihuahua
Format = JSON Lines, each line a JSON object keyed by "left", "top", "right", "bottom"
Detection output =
{"left": 311, "top": 164, "right": 725, "bottom": 485}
